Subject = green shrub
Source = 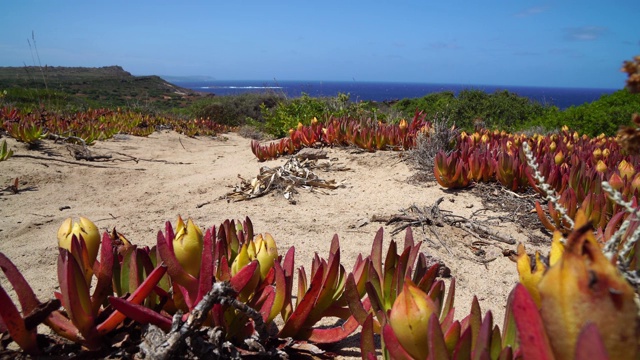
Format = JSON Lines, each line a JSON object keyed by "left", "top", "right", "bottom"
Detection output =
{"left": 529, "top": 89, "right": 640, "bottom": 136}
{"left": 393, "top": 89, "right": 551, "bottom": 131}
{"left": 185, "top": 92, "right": 283, "bottom": 127}
{"left": 260, "top": 92, "right": 399, "bottom": 137}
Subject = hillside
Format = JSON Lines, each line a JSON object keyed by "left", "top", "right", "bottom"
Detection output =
{"left": 0, "top": 65, "right": 207, "bottom": 110}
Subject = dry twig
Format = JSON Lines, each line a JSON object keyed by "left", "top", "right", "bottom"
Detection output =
{"left": 225, "top": 157, "right": 347, "bottom": 204}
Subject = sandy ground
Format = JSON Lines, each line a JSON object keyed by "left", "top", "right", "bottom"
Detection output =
{"left": 0, "top": 131, "right": 545, "bottom": 356}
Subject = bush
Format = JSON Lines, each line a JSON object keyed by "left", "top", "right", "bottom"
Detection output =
{"left": 260, "top": 92, "right": 385, "bottom": 138}
{"left": 185, "top": 92, "right": 283, "bottom": 127}
{"left": 529, "top": 89, "right": 640, "bottom": 136}
{"left": 393, "top": 89, "right": 551, "bottom": 132}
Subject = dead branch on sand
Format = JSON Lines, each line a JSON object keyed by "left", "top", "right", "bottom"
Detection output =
{"left": 224, "top": 156, "right": 349, "bottom": 204}
{"left": 372, "top": 197, "right": 516, "bottom": 246}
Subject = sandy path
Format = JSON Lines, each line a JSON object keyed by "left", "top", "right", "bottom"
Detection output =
{"left": 0, "top": 131, "right": 539, "bottom": 354}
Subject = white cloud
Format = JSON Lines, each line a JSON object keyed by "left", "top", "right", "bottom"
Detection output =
{"left": 514, "top": 6, "right": 548, "bottom": 18}
{"left": 564, "top": 26, "right": 607, "bottom": 41}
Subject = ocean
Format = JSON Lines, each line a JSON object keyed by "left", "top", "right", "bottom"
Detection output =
{"left": 171, "top": 80, "right": 618, "bottom": 110}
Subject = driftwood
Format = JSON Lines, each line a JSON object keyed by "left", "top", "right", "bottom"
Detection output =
{"left": 295, "top": 148, "right": 328, "bottom": 160}
{"left": 372, "top": 197, "right": 516, "bottom": 246}
{"left": 224, "top": 157, "right": 348, "bottom": 204}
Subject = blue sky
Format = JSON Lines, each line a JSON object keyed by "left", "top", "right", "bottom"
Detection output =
{"left": 1, "top": 1, "right": 638, "bottom": 88}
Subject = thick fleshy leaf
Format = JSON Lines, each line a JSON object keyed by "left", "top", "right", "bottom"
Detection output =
{"left": 344, "top": 274, "right": 369, "bottom": 324}
{"left": 575, "top": 323, "right": 609, "bottom": 360}
{"left": 108, "top": 296, "right": 171, "bottom": 332}
{"left": 296, "top": 267, "right": 308, "bottom": 309}
{"left": 278, "top": 262, "right": 325, "bottom": 337}
{"left": 281, "top": 247, "right": 295, "bottom": 321}
{"left": 427, "top": 313, "right": 449, "bottom": 360}
{"left": 497, "top": 347, "right": 513, "bottom": 360}
{"left": 309, "top": 238, "right": 343, "bottom": 320}
{"left": 428, "top": 280, "right": 445, "bottom": 315}
{"left": 257, "top": 287, "right": 276, "bottom": 323}
{"left": 306, "top": 314, "right": 360, "bottom": 343}
{"left": 157, "top": 229, "right": 198, "bottom": 297}
{"left": 267, "top": 262, "right": 287, "bottom": 323}
{"left": 404, "top": 226, "right": 414, "bottom": 249}
{"left": 490, "top": 325, "right": 503, "bottom": 360}
{"left": 416, "top": 263, "right": 439, "bottom": 293}
{"left": 58, "top": 247, "right": 97, "bottom": 345}
{"left": 360, "top": 314, "right": 377, "bottom": 360}
{"left": 512, "top": 284, "right": 554, "bottom": 360}
{"left": 382, "top": 324, "right": 414, "bottom": 360}
{"left": 469, "top": 296, "right": 482, "bottom": 350}
{"left": 0, "top": 284, "right": 39, "bottom": 354}
{"left": 441, "top": 278, "right": 456, "bottom": 323}
{"left": 195, "top": 227, "right": 215, "bottom": 304}
{"left": 97, "top": 264, "right": 167, "bottom": 334}
{"left": 371, "top": 228, "right": 384, "bottom": 284}
{"left": 473, "top": 312, "right": 493, "bottom": 360}
{"left": 453, "top": 326, "right": 472, "bottom": 360}
{"left": 444, "top": 321, "right": 461, "bottom": 356}
{"left": 91, "top": 232, "right": 114, "bottom": 314}
{"left": 501, "top": 286, "right": 518, "bottom": 350}
{"left": 535, "top": 201, "right": 558, "bottom": 232}
{"left": 229, "top": 260, "right": 259, "bottom": 294}
{"left": 0, "top": 253, "right": 40, "bottom": 313}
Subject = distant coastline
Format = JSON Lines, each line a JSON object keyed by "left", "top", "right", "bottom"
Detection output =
{"left": 168, "top": 79, "right": 618, "bottom": 110}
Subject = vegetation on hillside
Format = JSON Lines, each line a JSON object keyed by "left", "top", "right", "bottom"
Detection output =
{"left": 0, "top": 66, "right": 204, "bottom": 112}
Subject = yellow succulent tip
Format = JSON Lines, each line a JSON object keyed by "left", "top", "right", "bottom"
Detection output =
{"left": 172, "top": 216, "right": 203, "bottom": 278}
{"left": 57, "top": 217, "right": 101, "bottom": 280}
{"left": 516, "top": 244, "right": 545, "bottom": 307}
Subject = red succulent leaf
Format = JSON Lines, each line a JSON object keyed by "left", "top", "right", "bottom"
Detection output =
{"left": 473, "top": 312, "right": 493, "bottom": 359}
{"left": 278, "top": 262, "right": 325, "bottom": 338}
{"left": 382, "top": 324, "right": 414, "bottom": 360}
{"left": 371, "top": 228, "right": 384, "bottom": 285}
{"left": 91, "top": 232, "right": 114, "bottom": 314}
{"left": 444, "top": 320, "right": 461, "bottom": 356}
{"left": 344, "top": 273, "right": 370, "bottom": 324}
{"left": 360, "top": 314, "right": 377, "bottom": 360}
{"left": 97, "top": 264, "right": 167, "bottom": 335}
{"left": 157, "top": 229, "right": 198, "bottom": 297}
{"left": 229, "top": 260, "right": 259, "bottom": 294}
{"left": 453, "top": 327, "right": 473, "bottom": 360}
{"left": 58, "top": 247, "right": 99, "bottom": 348}
{"left": 268, "top": 262, "right": 287, "bottom": 323}
{"left": 501, "top": 286, "right": 519, "bottom": 350}
{"left": 427, "top": 313, "right": 449, "bottom": 360}
{"left": 441, "top": 278, "right": 456, "bottom": 323}
{"left": 468, "top": 296, "right": 482, "bottom": 350}
{"left": 0, "top": 253, "right": 41, "bottom": 314}
{"left": 511, "top": 284, "right": 554, "bottom": 360}
{"left": 280, "top": 247, "right": 295, "bottom": 320}
{"left": 535, "top": 201, "right": 558, "bottom": 232}
{"left": 0, "top": 284, "right": 39, "bottom": 354}
{"left": 108, "top": 296, "right": 172, "bottom": 332}
{"left": 306, "top": 314, "right": 361, "bottom": 343}
{"left": 195, "top": 227, "right": 215, "bottom": 305}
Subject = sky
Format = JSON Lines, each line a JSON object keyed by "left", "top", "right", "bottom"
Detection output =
{"left": 0, "top": 1, "right": 638, "bottom": 89}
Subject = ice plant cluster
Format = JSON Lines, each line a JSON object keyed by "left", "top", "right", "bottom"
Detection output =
{"left": 0, "top": 106, "right": 229, "bottom": 146}
{"left": 435, "top": 127, "right": 640, "bottom": 256}
{"left": 0, "top": 213, "right": 638, "bottom": 358}
{"left": 250, "top": 111, "right": 431, "bottom": 161}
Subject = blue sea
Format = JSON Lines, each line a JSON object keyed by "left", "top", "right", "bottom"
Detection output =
{"left": 172, "top": 80, "right": 618, "bottom": 110}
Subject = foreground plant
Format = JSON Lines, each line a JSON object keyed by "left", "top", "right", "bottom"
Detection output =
{"left": 0, "top": 139, "right": 13, "bottom": 161}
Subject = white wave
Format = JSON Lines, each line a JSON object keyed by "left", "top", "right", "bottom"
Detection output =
{"left": 199, "top": 86, "right": 283, "bottom": 89}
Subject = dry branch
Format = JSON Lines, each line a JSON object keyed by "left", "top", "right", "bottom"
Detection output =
{"left": 224, "top": 157, "right": 348, "bottom": 204}
{"left": 372, "top": 197, "right": 516, "bottom": 246}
